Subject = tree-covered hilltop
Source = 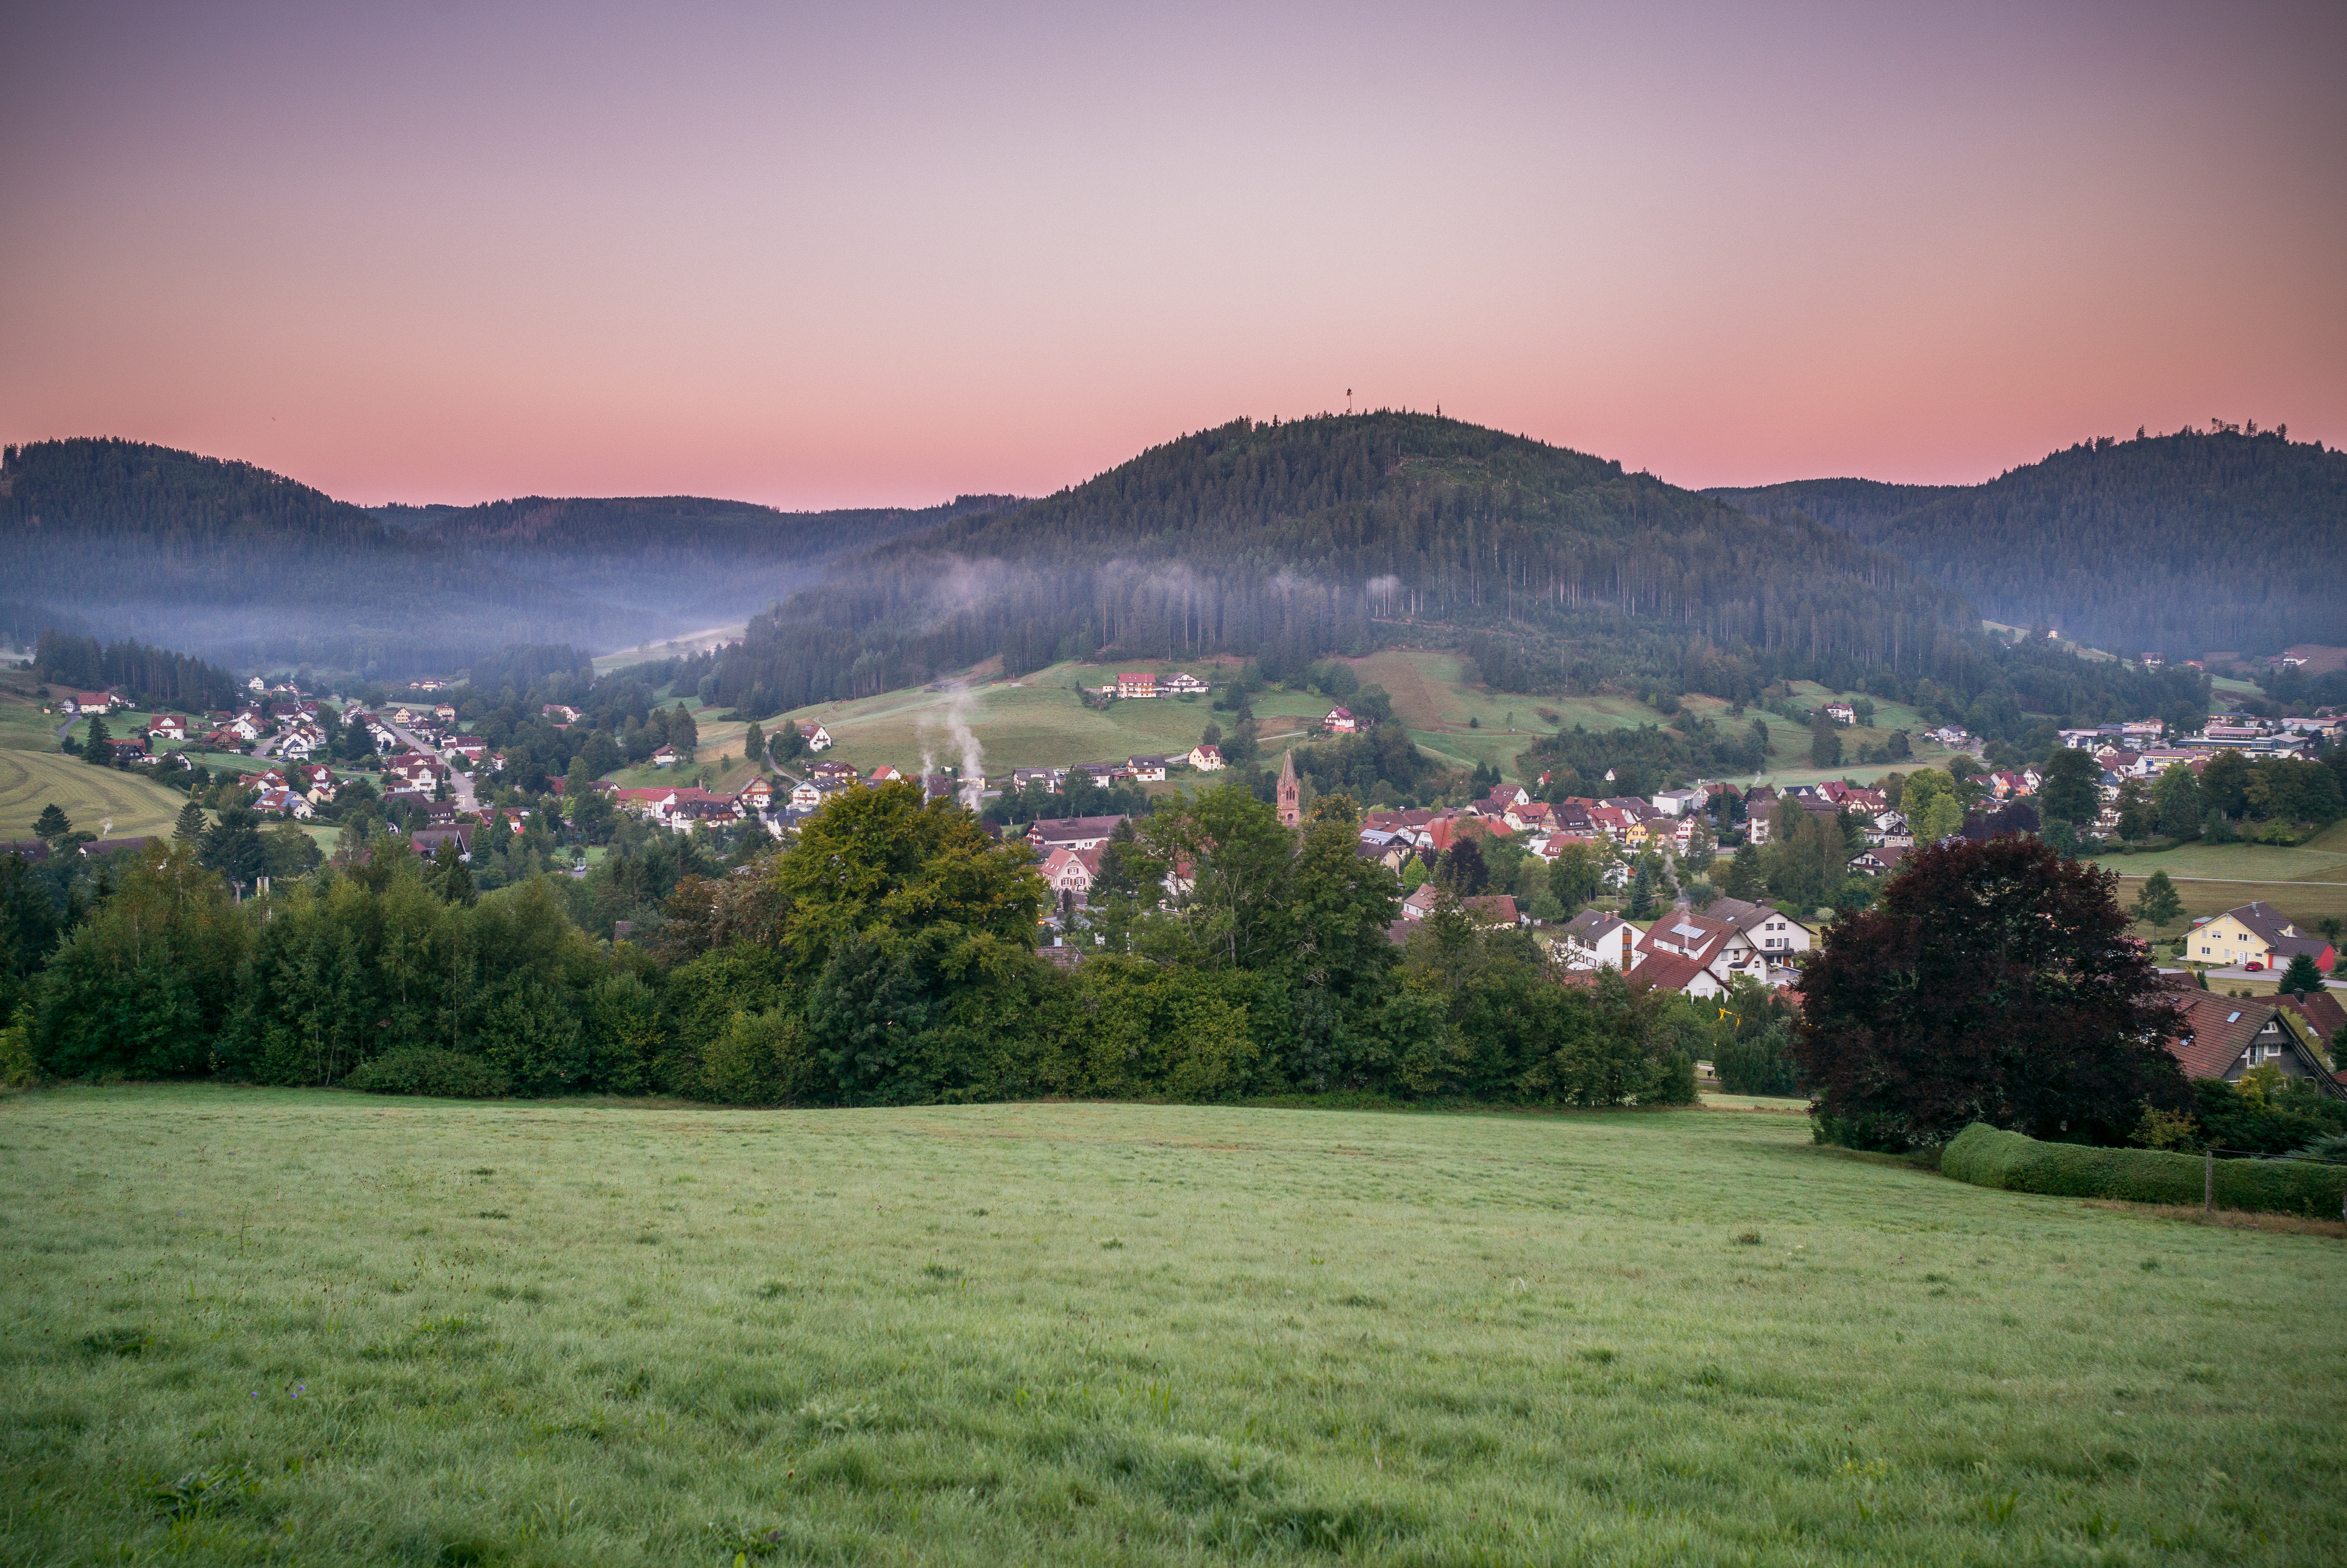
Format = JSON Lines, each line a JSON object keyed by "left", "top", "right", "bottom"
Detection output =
{"left": 1709, "top": 426, "right": 2347, "bottom": 657}
{"left": 707, "top": 413, "right": 1976, "bottom": 713}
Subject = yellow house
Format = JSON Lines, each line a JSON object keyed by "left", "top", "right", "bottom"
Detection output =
{"left": 2191, "top": 902, "right": 2333, "bottom": 971}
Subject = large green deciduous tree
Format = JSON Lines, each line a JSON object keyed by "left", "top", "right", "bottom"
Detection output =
{"left": 2037, "top": 747, "right": 2102, "bottom": 826}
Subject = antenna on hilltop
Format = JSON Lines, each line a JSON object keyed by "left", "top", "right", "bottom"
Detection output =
{"left": 1346, "top": 388, "right": 1353, "bottom": 414}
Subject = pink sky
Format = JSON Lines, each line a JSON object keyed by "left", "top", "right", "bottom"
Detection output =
{"left": 3, "top": 1, "right": 2341, "bottom": 509}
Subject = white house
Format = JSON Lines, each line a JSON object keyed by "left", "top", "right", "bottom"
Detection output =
{"left": 1556, "top": 909, "right": 1645, "bottom": 971}
{"left": 800, "top": 724, "right": 833, "bottom": 752}
{"left": 1185, "top": 744, "right": 1224, "bottom": 772}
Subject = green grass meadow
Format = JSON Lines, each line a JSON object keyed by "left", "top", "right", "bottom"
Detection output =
{"left": 4, "top": 1089, "right": 2342, "bottom": 1566}
{"left": 2100, "top": 821, "right": 2347, "bottom": 937}
{"left": 761, "top": 652, "right": 1970, "bottom": 788}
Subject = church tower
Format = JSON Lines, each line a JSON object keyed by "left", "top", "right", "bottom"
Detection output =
{"left": 1276, "top": 748, "right": 1301, "bottom": 829}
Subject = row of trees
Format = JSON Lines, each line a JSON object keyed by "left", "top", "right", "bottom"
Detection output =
{"left": 33, "top": 631, "right": 243, "bottom": 713}
{"left": 7, "top": 782, "right": 1703, "bottom": 1110}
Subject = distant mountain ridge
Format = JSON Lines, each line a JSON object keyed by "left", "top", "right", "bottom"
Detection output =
{"left": 372, "top": 493, "right": 1019, "bottom": 622}
{"left": 0, "top": 437, "right": 1018, "bottom": 674}
{"left": 1709, "top": 428, "right": 2347, "bottom": 657}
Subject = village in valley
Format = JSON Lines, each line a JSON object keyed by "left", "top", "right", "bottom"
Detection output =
{"left": 19, "top": 642, "right": 2342, "bottom": 1083}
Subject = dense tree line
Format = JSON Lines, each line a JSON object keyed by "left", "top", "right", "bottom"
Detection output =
{"left": 4, "top": 784, "right": 1703, "bottom": 1110}
{"left": 1712, "top": 427, "right": 2347, "bottom": 656}
{"left": 32, "top": 631, "right": 243, "bottom": 712}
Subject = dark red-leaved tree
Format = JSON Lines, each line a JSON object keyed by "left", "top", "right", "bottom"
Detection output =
{"left": 1794, "top": 834, "right": 2187, "bottom": 1149}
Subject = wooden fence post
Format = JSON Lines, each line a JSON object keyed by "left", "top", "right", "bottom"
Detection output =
{"left": 2204, "top": 1148, "right": 2213, "bottom": 1217}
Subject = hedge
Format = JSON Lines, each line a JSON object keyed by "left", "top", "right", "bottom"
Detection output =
{"left": 344, "top": 1047, "right": 512, "bottom": 1099}
{"left": 1942, "top": 1123, "right": 2347, "bottom": 1219}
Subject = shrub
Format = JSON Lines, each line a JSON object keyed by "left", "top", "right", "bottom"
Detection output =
{"left": 701, "top": 1008, "right": 822, "bottom": 1106}
{"left": 2190, "top": 1075, "right": 2347, "bottom": 1154}
{"left": 344, "top": 1048, "right": 511, "bottom": 1099}
{"left": 1942, "top": 1123, "right": 2346, "bottom": 1218}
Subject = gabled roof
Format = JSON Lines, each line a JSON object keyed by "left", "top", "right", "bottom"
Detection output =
{"left": 2164, "top": 992, "right": 2336, "bottom": 1086}
{"left": 1631, "top": 950, "right": 1719, "bottom": 994}
{"left": 2276, "top": 990, "right": 2347, "bottom": 1042}
{"left": 1558, "top": 908, "right": 1628, "bottom": 943}
{"left": 2221, "top": 901, "right": 2298, "bottom": 945}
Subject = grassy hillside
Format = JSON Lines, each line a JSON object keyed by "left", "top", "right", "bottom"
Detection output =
{"left": 0, "top": 668, "right": 189, "bottom": 840}
{"left": 0, "top": 749, "right": 187, "bottom": 842}
{"left": 4, "top": 1088, "right": 2340, "bottom": 1568}
{"left": 2099, "top": 820, "right": 2347, "bottom": 935}
{"left": 775, "top": 663, "right": 1251, "bottom": 777}
{"left": 760, "top": 654, "right": 1975, "bottom": 790}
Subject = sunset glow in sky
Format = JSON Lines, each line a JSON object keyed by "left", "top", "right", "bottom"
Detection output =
{"left": 4, "top": 1, "right": 2342, "bottom": 509}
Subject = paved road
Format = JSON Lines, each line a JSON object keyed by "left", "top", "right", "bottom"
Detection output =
{"left": 385, "top": 721, "right": 479, "bottom": 812}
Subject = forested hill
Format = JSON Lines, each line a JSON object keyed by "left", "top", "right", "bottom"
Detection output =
{"left": 0, "top": 437, "right": 1015, "bottom": 675}
{"left": 372, "top": 493, "right": 1018, "bottom": 622}
{"left": 1708, "top": 427, "right": 2347, "bottom": 657}
{"left": 705, "top": 413, "right": 1978, "bottom": 713}
{"left": 0, "top": 437, "right": 577, "bottom": 675}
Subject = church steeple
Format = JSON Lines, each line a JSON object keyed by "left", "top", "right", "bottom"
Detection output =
{"left": 1276, "top": 748, "right": 1301, "bottom": 829}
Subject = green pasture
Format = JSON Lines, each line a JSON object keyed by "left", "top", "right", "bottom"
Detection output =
{"left": 774, "top": 664, "right": 1240, "bottom": 777}
{"left": 0, "top": 748, "right": 189, "bottom": 842}
{"left": 0, "top": 668, "right": 69, "bottom": 751}
{"left": 2099, "top": 821, "right": 2347, "bottom": 935}
{"left": 3, "top": 1088, "right": 2341, "bottom": 1567}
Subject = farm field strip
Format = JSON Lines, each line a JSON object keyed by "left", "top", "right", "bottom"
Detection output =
{"left": 2, "top": 1089, "right": 2340, "bottom": 1567}
{"left": 0, "top": 748, "right": 188, "bottom": 841}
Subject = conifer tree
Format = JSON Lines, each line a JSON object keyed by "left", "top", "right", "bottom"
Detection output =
{"left": 2279, "top": 953, "right": 2324, "bottom": 998}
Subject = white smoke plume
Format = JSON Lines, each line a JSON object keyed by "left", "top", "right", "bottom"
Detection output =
{"left": 918, "top": 682, "right": 987, "bottom": 809}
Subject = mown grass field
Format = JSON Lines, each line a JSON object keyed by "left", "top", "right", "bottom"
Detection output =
{"left": 2100, "top": 821, "right": 2347, "bottom": 936}
{"left": 773, "top": 663, "right": 1258, "bottom": 780}
{"left": 0, "top": 748, "right": 188, "bottom": 842}
{"left": 4, "top": 1089, "right": 2341, "bottom": 1566}
{"left": 759, "top": 653, "right": 1963, "bottom": 788}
